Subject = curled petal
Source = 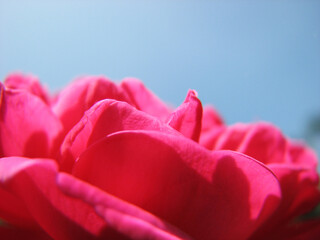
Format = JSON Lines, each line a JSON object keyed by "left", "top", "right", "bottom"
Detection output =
{"left": 52, "top": 76, "right": 130, "bottom": 134}
{"left": 60, "top": 99, "right": 180, "bottom": 171}
{"left": 120, "top": 78, "right": 172, "bottom": 121}
{"left": 72, "top": 130, "right": 281, "bottom": 239}
{"left": 166, "top": 90, "right": 203, "bottom": 142}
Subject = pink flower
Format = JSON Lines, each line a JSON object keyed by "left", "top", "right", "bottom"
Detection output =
{"left": 0, "top": 73, "right": 319, "bottom": 239}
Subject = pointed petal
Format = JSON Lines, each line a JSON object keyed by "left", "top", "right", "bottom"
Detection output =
{"left": 60, "top": 99, "right": 180, "bottom": 171}
{"left": 0, "top": 83, "right": 63, "bottom": 158}
{"left": 72, "top": 130, "right": 281, "bottom": 240}
{"left": 120, "top": 78, "right": 172, "bottom": 121}
{"left": 166, "top": 90, "right": 202, "bottom": 141}
{"left": 52, "top": 76, "right": 130, "bottom": 134}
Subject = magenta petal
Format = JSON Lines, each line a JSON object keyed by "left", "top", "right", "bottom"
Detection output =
{"left": 120, "top": 78, "right": 172, "bottom": 121}
{"left": 269, "top": 164, "right": 320, "bottom": 219}
{"left": 0, "top": 157, "right": 107, "bottom": 239}
{"left": 166, "top": 90, "right": 203, "bottom": 141}
{"left": 4, "top": 73, "right": 49, "bottom": 104}
{"left": 0, "top": 83, "right": 63, "bottom": 158}
{"left": 201, "top": 105, "right": 224, "bottom": 131}
{"left": 52, "top": 76, "right": 130, "bottom": 134}
{"left": 238, "top": 123, "right": 288, "bottom": 165}
{"left": 213, "top": 122, "right": 288, "bottom": 165}
{"left": 72, "top": 130, "right": 281, "bottom": 239}
{"left": 0, "top": 185, "right": 35, "bottom": 228}
{"left": 289, "top": 142, "right": 318, "bottom": 168}
{"left": 60, "top": 99, "right": 180, "bottom": 171}
{"left": 58, "top": 173, "right": 192, "bottom": 240}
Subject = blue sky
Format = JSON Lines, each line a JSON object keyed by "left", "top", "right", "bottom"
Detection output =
{"left": 0, "top": 0, "right": 319, "bottom": 143}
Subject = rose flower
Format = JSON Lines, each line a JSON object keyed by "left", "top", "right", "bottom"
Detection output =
{"left": 0, "top": 73, "right": 319, "bottom": 239}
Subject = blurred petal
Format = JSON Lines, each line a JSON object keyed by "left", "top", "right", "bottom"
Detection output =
{"left": 237, "top": 123, "right": 288, "bottom": 165}
{"left": 213, "top": 122, "right": 288, "bottom": 165}
{"left": 198, "top": 105, "right": 224, "bottom": 149}
{"left": 0, "top": 157, "right": 109, "bottom": 239}
{"left": 201, "top": 105, "right": 224, "bottom": 131}
{"left": 0, "top": 185, "right": 36, "bottom": 228}
{"left": 52, "top": 76, "right": 130, "bottom": 134}
{"left": 4, "top": 73, "right": 49, "bottom": 104}
{"left": 0, "top": 226, "right": 51, "bottom": 240}
{"left": 60, "top": 99, "right": 180, "bottom": 171}
{"left": 250, "top": 163, "right": 320, "bottom": 239}
{"left": 72, "top": 130, "right": 281, "bottom": 239}
{"left": 166, "top": 90, "right": 202, "bottom": 142}
{"left": 214, "top": 123, "right": 248, "bottom": 150}
{"left": 289, "top": 142, "right": 318, "bottom": 169}
{"left": 269, "top": 164, "right": 320, "bottom": 221}
{"left": 120, "top": 78, "right": 172, "bottom": 121}
{"left": 0, "top": 83, "right": 63, "bottom": 158}
{"left": 58, "top": 173, "right": 192, "bottom": 240}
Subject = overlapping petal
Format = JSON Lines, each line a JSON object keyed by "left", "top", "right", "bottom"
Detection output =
{"left": 4, "top": 73, "right": 50, "bottom": 104}
{"left": 58, "top": 173, "right": 192, "bottom": 240}
{"left": 0, "top": 83, "right": 63, "bottom": 158}
{"left": 52, "top": 76, "right": 130, "bottom": 135}
{"left": 60, "top": 99, "right": 180, "bottom": 172}
{"left": 120, "top": 78, "right": 172, "bottom": 121}
{"left": 0, "top": 157, "right": 108, "bottom": 239}
{"left": 203, "top": 121, "right": 320, "bottom": 237}
{"left": 71, "top": 130, "right": 281, "bottom": 240}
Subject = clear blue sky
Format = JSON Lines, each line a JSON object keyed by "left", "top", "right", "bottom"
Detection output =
{"left": 0, "top": 0, "right": 319, "bottom": 143}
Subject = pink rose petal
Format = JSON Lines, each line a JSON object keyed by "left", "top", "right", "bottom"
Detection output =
{"left": 4, "top": 73, "right": 50, "bottom": 104}
{"left": 0, "top": 83, "right": 63, "bottom": 158}
{"left": 166, "top": 90, "right": 203, "bottom": 142}
{"left": 60, "top": 99, "right": 180, "bottom": 171}
{"left": 120, "top": 78, "right": 172, "bottom": 121}
{"left": 0, "top": 157, "right": 108, "bottom": 239}
{"left": 52, "top": 76, "right": 130, "bottom": 134}
{"left": 58, "top": 173, "right": 193, "bottom": 240}
{"left": 72, "top": 130, "right": 281, "bottom": 239}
